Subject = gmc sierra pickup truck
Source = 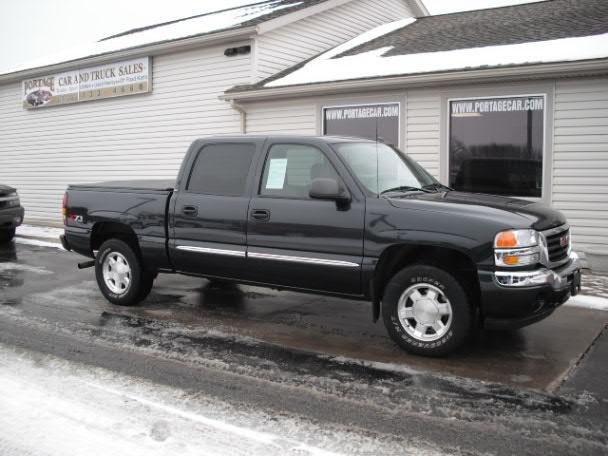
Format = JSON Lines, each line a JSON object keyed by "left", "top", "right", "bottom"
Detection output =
{"left": 0, "top": 185, "right": 24, "bottom": 243}
{"left": 61, "top": 136, "right": 582, "bottom": 356}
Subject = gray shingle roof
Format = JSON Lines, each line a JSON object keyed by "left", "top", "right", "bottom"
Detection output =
{"left": 339, "top": 0, "right": 608, "bottom": 58}
{"left": 226, "top": 0, "right": 608, "bottom": 94}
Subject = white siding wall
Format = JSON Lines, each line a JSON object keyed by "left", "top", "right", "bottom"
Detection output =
{"left": 0, "top": 43, "right": 252, "bottom": 224}
{"left": 553, "top": 77, "right": 608, "bottom": 252}
{"left": 405, "top": 90, "right": 441, "bottom": 178}
{"left": 247, "top": 99, "right": 317, "bottom": 135}
{"left": 254, "top": 0, "right": 413, "bottom": 81}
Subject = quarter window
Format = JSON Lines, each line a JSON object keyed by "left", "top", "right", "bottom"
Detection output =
{"left": 187, "top": 143, "right": 255, "bottom": 196}
{"left": 260, "top": 144, "right": 339, "bottom": 198}
{"left": 449, "top": 96, "right": 544, "bottom": 197}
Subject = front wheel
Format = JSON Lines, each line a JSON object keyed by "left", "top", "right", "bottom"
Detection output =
{"left": 382, "top": 264, "right": 472, "bottom": 357}
{"left": 0, "top": 228, "right": 15, "bottom": 243}
{"left": 95, "top": 239, "right": 154, "bottom": 306}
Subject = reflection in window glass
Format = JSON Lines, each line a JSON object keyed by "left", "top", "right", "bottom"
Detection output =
{"left": 333, "top": 142, "right": 435, "bottom": 194}
{"left": 323, "top": 103, "right": 400, "bottom": 146}
{"left": 449, "top": 96, "right": 544, "bottom": 197}
{"left": 260, "top": 144, "right": 338, "bottom": 198}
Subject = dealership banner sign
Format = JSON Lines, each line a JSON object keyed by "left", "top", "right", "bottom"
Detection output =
{"left": 22, "top": 57, "right": 151, "bottom": 109}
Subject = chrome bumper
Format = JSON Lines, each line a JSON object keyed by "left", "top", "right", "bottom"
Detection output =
{"left": 494, "top": 252, "right": 582, "bottom": 292}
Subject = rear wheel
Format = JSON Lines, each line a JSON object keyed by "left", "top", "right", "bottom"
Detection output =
{"left": 95, "top": 239, "right": 154, "bottom": 306}
{"left": 0, "top": 228, "right": 15, "bottom": 243}
{"left": 382, "top": 264, "right": 472, "bottom": 357}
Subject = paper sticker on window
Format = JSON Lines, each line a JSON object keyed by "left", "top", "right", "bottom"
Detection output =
{"left": 265, "top": 158, "right": 288, "bottom": 189}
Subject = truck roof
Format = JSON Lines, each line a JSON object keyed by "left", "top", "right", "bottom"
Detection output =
{"left": 191, "top": 135, "right": 377, "bottom": 143}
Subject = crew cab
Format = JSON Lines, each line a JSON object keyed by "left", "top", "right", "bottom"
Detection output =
{"left": 0, "top": 185, "right": 24, "bottom": 243}
{"left": 61, "top": 136, "right": 582, "bottom": 356}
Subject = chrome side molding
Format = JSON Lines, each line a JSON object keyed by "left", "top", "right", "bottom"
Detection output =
{"left": 176, "top": 245, "right": 246, "bottom": 257}
{"left": 248, "top": 252, "right": 359, "bottom": 267}
{"left": 175, "top": 245, "right": 360, "bottom": 268}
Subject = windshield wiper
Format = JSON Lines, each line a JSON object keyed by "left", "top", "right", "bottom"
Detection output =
{"left": 380, "top": 185, "right": 431, "bottom": 195}
{"left": 422, "top": 182, "right": 452, "bottom": 192}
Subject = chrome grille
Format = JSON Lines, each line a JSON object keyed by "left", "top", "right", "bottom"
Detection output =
{"left": 542, "top": 225, "right": 570, "bottom": 267}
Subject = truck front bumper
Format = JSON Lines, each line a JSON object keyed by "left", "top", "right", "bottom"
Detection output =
{"left": 479, "top": 252, "right": 582, "bottom": 330}
{"left": 0, "top": 206, "right": 24, "bottom": 230}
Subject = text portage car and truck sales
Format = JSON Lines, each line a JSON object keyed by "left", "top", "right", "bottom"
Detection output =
{"left": 21, "top": 57, "right": 151, "bottom": 108}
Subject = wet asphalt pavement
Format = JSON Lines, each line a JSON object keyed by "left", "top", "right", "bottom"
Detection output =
{"left": 1, "top": 240, "right": 607, "bottom": 455}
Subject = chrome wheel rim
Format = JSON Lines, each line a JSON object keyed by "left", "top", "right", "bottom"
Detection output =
{"left": 102, "top": 252, "right": 131, "bottom": 295}
{"left": 397, "top": 283, "right": 453, "bottom": 342}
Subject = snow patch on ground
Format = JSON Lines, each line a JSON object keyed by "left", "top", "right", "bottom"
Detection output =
{"left": 0, "top": 343, "right": 444, "bottom": 456}
{"left": 15, "top": 237, "right": 64, "bottom": 250}
{"left": 0, "top": 262, "right": 53, "bottom": 275}
{"left": 266, "top": 29, "right": 608, "bottom": 87}
{"left": 17, "top": 224, "right": 64, "bottom": 240}
{"left": 327, "top": 355, "right": 422, "bottom": 376}
{"left": 566, "top": 295, "right": 608, "bottom": 312}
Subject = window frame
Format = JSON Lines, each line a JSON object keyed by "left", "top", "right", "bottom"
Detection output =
{"left": 257, "top": 142, "right": 344, "bottom": 201}
{"left": 185, "top": 142, "right": 257, "bottom": 197}
{"left": 321, "top": 101, "right": 402, "bottom": 148}
{"left": 446, "top": 93, "right": 548, "bottom": 200}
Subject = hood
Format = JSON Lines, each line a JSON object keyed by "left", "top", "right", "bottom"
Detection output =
{"left": 388, "top": 191, "right": 566, "bottom": 231}
{"left": 0, "top": 184, "right": 16, "bottom": 196}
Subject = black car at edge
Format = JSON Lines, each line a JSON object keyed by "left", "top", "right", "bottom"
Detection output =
{"left": 0, "top": 184, "right": 24, "bottom": 243}
{"left": 61, "top": 136, "right": 582, "bottom": 356}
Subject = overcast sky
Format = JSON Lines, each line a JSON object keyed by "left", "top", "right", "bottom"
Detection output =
{"left": 0, "top": 0, "right": 540, "bottom": 71}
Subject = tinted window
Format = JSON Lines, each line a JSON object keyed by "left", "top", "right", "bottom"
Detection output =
{"left": 260, "top": 144, "right": 339, "bottom": 198}
{"left": 187, "top": 143, "right": 255, "bottom": 196}
{"left": 323, "top": 103, "right": 400, "bottom": 146}
{"left": 449, "top": 96, "right": 544, "bottom": 197}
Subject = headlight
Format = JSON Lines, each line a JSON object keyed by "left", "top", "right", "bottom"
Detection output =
{"left": 494, "top": 229, "right": 538, "bottom": 248}
{"left": 7, "top": 192, "right": 20, "bottom": 207}
{"left": 494, "top": 229, "right": 540, "bottom": 267}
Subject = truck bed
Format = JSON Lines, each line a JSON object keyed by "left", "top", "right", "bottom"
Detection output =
{"left": 68, "top": 179, "right": 175, "bottom": 193}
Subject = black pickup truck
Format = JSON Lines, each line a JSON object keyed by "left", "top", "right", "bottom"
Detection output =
{"left": 61, "top": 136, "right": 581, "bottom": 356}
{"left": 0, "top": 185, "right": 24, "bottom": 243}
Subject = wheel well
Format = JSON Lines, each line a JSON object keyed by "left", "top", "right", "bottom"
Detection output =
{"left": 371, "top": 245, "right": 480, "bottom": 321}
{"left": 91, "top": 222, "right": 141, "bottom": 257}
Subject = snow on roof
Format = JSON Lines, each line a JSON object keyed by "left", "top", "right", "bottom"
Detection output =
{"left": 1, "top": 0, "right": 305, "bottom": 77}
{"left": 265, "top": 26, "right": 608, "bottom": 87}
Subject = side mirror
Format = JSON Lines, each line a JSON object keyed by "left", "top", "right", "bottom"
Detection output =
{"left": 309, "top": 178, "right": 350, "bottom": 203}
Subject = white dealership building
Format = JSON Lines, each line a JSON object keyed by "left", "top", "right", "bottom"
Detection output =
{"left": 0, "top": 0, "right": 607, "bottom": 269}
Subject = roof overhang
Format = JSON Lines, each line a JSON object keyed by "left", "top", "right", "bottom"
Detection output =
{"left": 0, "top": 26, "right": 257, "bottom": 84}
{"left": 410, "top": 0, "right": 429, "bottom": 17}
{"left": 221, "top": 58, "right": 608, "bottom": 102}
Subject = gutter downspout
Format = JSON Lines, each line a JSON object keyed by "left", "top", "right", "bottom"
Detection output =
{"left": 230, "top": 100, "right": 247, "bottom": 134}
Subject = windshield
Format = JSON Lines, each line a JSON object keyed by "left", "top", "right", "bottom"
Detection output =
{"left": 332, "top": 142, "right": 438, "bottom": 195}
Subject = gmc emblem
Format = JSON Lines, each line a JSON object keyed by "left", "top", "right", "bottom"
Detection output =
{"left": 560, "top": 234, "right": 570, "bottom": 248}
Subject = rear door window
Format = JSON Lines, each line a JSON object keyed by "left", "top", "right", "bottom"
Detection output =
{"left": 187, "top": 143, "right": 256, "bottom": 196}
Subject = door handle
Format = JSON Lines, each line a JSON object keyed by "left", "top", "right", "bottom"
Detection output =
{"left": 250, "top": 209, "right": 270, "bottom": 221}
{"left": 182, "top": 205, "right": 198, "bottom": 216}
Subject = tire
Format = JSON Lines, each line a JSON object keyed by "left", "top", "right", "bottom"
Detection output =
{"left": 382, "top": 264, "right": 472, "bottom": 357}
{"left": 95, "top": 239, "right": 154, "bottom": 306}
{"left": 0, "top": 228, "right": 15, "bottom": 243}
